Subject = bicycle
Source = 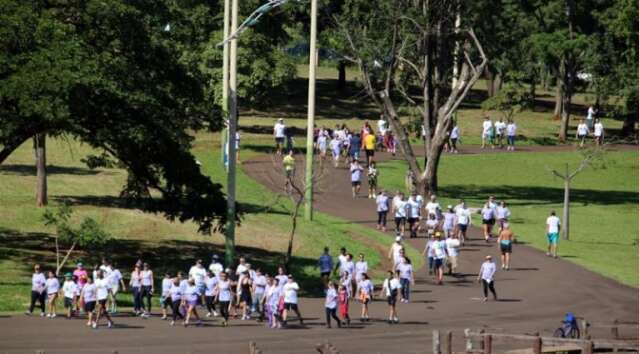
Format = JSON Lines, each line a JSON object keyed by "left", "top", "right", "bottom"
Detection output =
{"left": 553, "top": 312, "right": 581, "bottom": 339}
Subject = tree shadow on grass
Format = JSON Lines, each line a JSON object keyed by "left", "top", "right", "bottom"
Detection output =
{"left": 0, "top": 164, "right": 105, "bottom": 176}
{"left": 0, "top": 228, "right": 323, "bottom": 298}
{"left": 439, "top": 185, "right": 639, "bottom": 206}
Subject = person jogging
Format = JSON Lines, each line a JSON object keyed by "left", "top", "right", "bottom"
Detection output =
{"left": 546, "top": 210, "right": 561, "bottom": 258}
{"left": 477, "top": 255, "right": 498, "bottom": 302}
{"left": 498, "top": 223, "right": 515, "bottom": 270}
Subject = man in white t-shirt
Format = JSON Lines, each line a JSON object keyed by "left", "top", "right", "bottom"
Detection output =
{"left": 593, "top": 119, "right": 604, "bottom": 146}
{"left": 586, "top": 106, "right": 596, "bottom": 129}
{"left": 455, "top": 200, "right": 471, "bottom": 244}
{"left": 407, "top": 194, "right": 421, "bottom": 238}
{"left": 425, "top": 194, "right": 441, "bottom": 218}
{"left": 377, "top": 115, "right": 388, "bottom": 136}
{"left": 481, "top": 117, "right": 493, "bottom": 149}
{"left": 445, "top": 235, "right": 461, "bottom": 275}
{"left": 376, "top": 190, "right": 390, "bottom": 231}
{"left": 282, "top": 275, "right": 303, "bottom": 326}
{"left": 576, "top": 119, "right": 590, "bottom": 147}
{"left": 546, "top": 210, "right": 561, "bottom": 258}
{"left": 494, "top": 119, "right": 507, "bottom": 148}
{"left": 274, "top": 118, "right": 286, "bottom": 155}
{"left": 388, "top": 237, "right": 404, "bottom": 269}
{"left": 208, "top": 255, "right": 224, "bottom": 279}
{"left": 189, "top": 259, "right": 207, "bottom": 299}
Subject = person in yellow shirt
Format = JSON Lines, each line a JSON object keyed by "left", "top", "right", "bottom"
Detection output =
{"left": 363, "top": 133, "right": 376, "bottom": 167}
{"left": 282, "top": 150, "right": 295, "bottom": 192}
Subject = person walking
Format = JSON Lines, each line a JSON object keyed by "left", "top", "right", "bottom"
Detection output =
{"left": 363, "top": 131, "right": 377, "bottom": 167}
{"left": 26, "top": 264, "right": 46, "bottom": 317}
{"left": 330, "top": 135, "right": 341, "bottom": 168}
{"left": 442, "top": 205, "right": 456, "bottom": 238}
{"left": 274, "top": 118, "right": 286, "bottom": 155}
{"left": 546, "top": 210, "right": 561, "bottom": 258}
{"left": 214, "top": 271, "right": 234, "bottom": 327}
{"left": 498, "top": 223, "right": 515, "bottom": 270}
{"left": 80, "top": 276, "right": 97, "bottom": 327}
{"left": 496, "top": 201, "right": 511, "bottom": 233}
{"left": 349, "top": 133, "right": 361, "bottom": 162}
{"left": 282, "top": 275, "right": 303, "bottom": 326}
{"left": 455, "top": 200, "right": 472, "bottom": 244}
{"left": 506, "top": 120, "right": 517, "bottom": 151}
{"left": 45, "top": 271, "right": 60, "bottom": 318}
{"left": 376, "top": 190, "right": 390, "bottom": 231}
{"left": 129, "top": 264, "right": 143, "bottom": 316}
{"left": 495, "top": 118, "right": 506, "bottom": 148}
{"left": 282, "top": 150, "right": 295, "bottom": 192}
{"left": 593, "top": 119, "right": 604, "bottom": 146}
{"left": 140, "top": 263, "right": 154, "bottom": 317}
{"left": 445, "top": 234, "right": 461, "bottom": 276}
{"left": 367, "top": 161, "right": 378, "bottom": 199}
{"left": 392, "top": 193, "right": 408, "bottom": 236}
{"left": 168, "top": 276, "right": 183, "bottom": 326}
{"left": 397, "top": 257, "right": 414, "bottom": 303}
{"left": 449, "top": 124, "right": 460, "bottom": 153}
{"left": 252, "top": 269, "right": 267, "bottom": 321}
{"left": 576, "top": 119, "right": 589, "bottom": 148}
{"left": 481, "top": 201, "right": 496, "bottom": 242}
{"left": 350, "top": 160, "right": 364, "bottom": 198}
{"left": 318, "top": 247, "right": 333, "bottom": 290}
{"left": 380, "top": 270, "right": 402, "bottom": 324}
{"left": 324, "top": 281, "right": 341, "bottom": 328}
{"left": 481, "top": 116, "right": 493, "bottom": 149}
{"left": 407, "top": 193, "right": 421, "bottom": 238}
{"left": 477, "top": 255, "right": 498, "bottom": 301}
{"left": 160, "top": 273, "right": 172, "bottom": 320}
{"left": 204, "top": 270, "right": 219, "bottom": 318}
{"left": 357, "top": 273, "right": 373, "bottom": 322}
{"left": 183, "top": 278, "right": 202, "bottom": 326}
{"left": 432, "top": 232, "right": 447, "bottom": 285}
{"left": 94, "top": 270, "right": 114, "bottom": 328}
{"left": 61, "top": 273, "right": 78, "bottom": 319}
{"left": 388, "top": 237, "right": 404, "bottom": 269}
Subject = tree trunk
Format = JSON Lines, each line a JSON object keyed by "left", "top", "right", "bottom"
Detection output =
{"left": 486, "top": 68, "right": 495, "bottom": 97}
{"left": 56, "top": 241, "right": 77, "bottom": 276}
{"left": 494, "top": 72, "right": 503, "bottom": 95}
{"left": 529, "top": 79, "right": 536, "bottom": 110}
{"left": 559, "top": 91, "right": 572, "bottom": 143}
{"left": 562, "top": 177, "right": 570, "bottom": 241}
{"left": 554, "top": 83, "right": 563, "bottom": 118}
{"left": 337, "top": 60, "right": 346, "bottom": 91}
{"left": 34, "top": 133, "right": 48, "bottom": 207}
{"left": 621, "top": 114, "right": 637, "bottom": 136}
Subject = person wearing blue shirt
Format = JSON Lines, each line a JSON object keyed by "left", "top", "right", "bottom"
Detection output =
{"left": 318, "top": 247, "right": 333, "bottom": 290}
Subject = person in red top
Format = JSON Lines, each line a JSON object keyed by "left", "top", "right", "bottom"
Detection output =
{"left": 338, "top": 284, "right": 350, "bottom": 327}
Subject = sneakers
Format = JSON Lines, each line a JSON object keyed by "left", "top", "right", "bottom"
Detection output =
{"left": 170, "top": 320, "right": 175, "bottom": 326}
{"left": 86, "top": 321, "right": 92, "bottom": 327}
{"left": 393, "top": 317, "right": 399, "bottom": 324}
{"left": 92, "top": 322, "right": 97, "bottom": 329}
{"left": 161, "top": 315, "right": 167, "bottom": 320}
{"left": 107, "top": 321, "right": 113, "bottom": 328}
{"left": 46, "top": 313, "right": 51, "bottom": 318}
{"left": 213, "top": 311, "right": 219, "bottom": 317}
{"left": 206, "top": 312, "right": 212, "bottom": 318}
{"left": 40, "top": 312, "right": 46, "bottom": 317}
{"left": 51, "top": 313, "right": 57, "bottom": 318}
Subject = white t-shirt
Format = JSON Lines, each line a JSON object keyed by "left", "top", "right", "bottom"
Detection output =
{"left": 32, "top": 273, "right": 46, "bottom": 292}
{"left": 325, "top": 288, "right": 338, "bottom": 309}
{"left": 547, "top": 216, "right": 561, "bottom": 233}
{"left": 482, "top": 120, "right": 493, "bottom": 135}
{"left": 161, "top": 278, "right": 172, "bottom": 297}
{"left": 283, "top": 282, "right": 299, "bottom": 304}
{"left": 95, "top": 278, "right": 109, "bottom": 300}
{"left": 45, "top": 278, "right": 60, "bottom": 295}
{"left": 209, "top": 262, "right": 223, "bottom": 277}
{"left": 355, "top": 261, "right": 368, "bottom": 279}
{"left": 394, "top": 200, "right": 408, "bottom": 218}
{"left": 407, "top": 199, "right": 421, "bottom": 218}
{"left": 426, "top": 201, "right": 441, "bottom": 216}
{"left": 587, "top": 107, "right": 595, "bottom": 120}
{"left": 169, "top": 284, "right": 182, "bottom": 301}
{"left": 451, "top": 126, "right": 460, "bottom": 139}
{"left": 359, "top": 279, "right": 374, "bottom": 295}
{"left": 577, "top": 123, "right": 589, "bottom": 136}
{"left": 82, "top": 283, "right": 97, "bottom": 302}
{"left": 397, "top": 263, "right": 413, "bottom": 280}
{"left": 495, "top": 121, "right": 506, "bottom": 135}
{"left": 217, "top": 280, "right": 232, "bottom": 302}
{"left": 274, "top": 123, "right": 286, "bottom": 138}
{"left": 62, "top": 280, "right": 78, "bottom": 298}
{"left": 390, "top": 243, "right": 403, "bottom": 263}
{"left": 341, "top": 261, "right": 355, "bottom": 277}
{"left": 253, "top": 275, "right": 267, "bottom": 295}
{"left": 456, "top": 208, "right": 471, "bottom": 225}
{"left": 99, "top": 265, "right": 113, "bottom": 278}
{"left": 383, "top": 278, "right": 402, "bottom": 297}
{"left": 205, "top": 276, "right": 218, "bottom": 296}
{"left": 479, "top": 261, "right": 496, "bottom": 282}
{"left": 377, "top": 119, "right": 387, "bottom": 135}
{"left": 107, "top": 269, "right": 122, "bottom": 289}
{"left": 594, "top": 123, "right": 604, "bottom": 137}
{"left": 236, "top": 264, "right": 248, "bottom": 276}
{"left": 507, "top": 123, "right": 517, "bottom": 136}
{"left": 189, "top": 266, "right": 207, "bottom": 286}
{"left": 184, "top": 285, "right": 199, "bottom": 302}
{"left": 446, "top": 238, "right": 461, "bottom": 257}
{"left": 376, "top": 195, "right": 389, "bottom": 212}
{"left": 317, "top": 135, "right": 328, "bottom": 150}
{"left": 496, "top": 206, "right": 511, "bottom": 220}
{"left": 432, "top": 240, "right": 447, "bottom": 259}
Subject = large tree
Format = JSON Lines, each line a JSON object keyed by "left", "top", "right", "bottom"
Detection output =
{"left": 334, "top": 0, "right": 487, "bottom": 195}
{"left": 0, "top": 0, "right": 229, "bottom": 233}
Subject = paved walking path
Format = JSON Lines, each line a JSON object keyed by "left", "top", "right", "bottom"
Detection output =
{"left": 0, "top": 145, "right": 637, "bottom": 354}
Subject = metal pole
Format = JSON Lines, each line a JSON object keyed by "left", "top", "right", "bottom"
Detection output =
{"left": 225, "top": 0, "right": 239, "bottom": 267}
{"left": 221, "top": 0, "right": 231, "bottom": 169}
{"left": 304, "top": 0, "right": 318, "bottom": 221}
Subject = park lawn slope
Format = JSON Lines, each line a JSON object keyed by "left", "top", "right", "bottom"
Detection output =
{"left": 0, "top": 133, "right": 413, "bottom": 312}
{"left": 377, "top": 149, "right": 639, "bottom": 288}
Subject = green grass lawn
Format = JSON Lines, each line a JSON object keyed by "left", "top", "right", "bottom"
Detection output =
{"left": 376, "top": 149, "right": 639, "bottom": 288}
{"left": 0, "top": 133, "right": 420, "bottom": 312}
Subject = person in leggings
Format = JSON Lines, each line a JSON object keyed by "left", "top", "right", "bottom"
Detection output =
{"left": 214, "top": 272, "right": 233, "bottom": 327}
{"left": 204, "top": 270, "right": 218, "bottom": 317}
{"left": 168, "top": 277, "right": 183, "bottom": 326}
{"left": 129, "top": 264, "right": 143, "bottom": 315}
{"left": 324, "top": 281, "right": 341, "bottom": 328}
{"left": 477, "top": 255, "right": 498, "bottom": 301}
{"left": 26, "top": 264, "right": 46, "bottom": 316}
{"left": 140, "top": 263, "right": 154, "bottom": 316}
{"left": 376, "top": 190, "right": 389, "bottom": 232}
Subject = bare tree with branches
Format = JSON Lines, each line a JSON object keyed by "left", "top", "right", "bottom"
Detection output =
{"left": 334, "top": 0, "right": 488, "bottom": 195}
{"left": 269, "top": 154, "right": 328, "bottom": 270}
{"left": 546, "top": 145, "right": 606, "bottom": 241}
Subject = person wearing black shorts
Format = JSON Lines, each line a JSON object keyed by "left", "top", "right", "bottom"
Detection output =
{"left": 380, "top": 270, "right": 402, "bottom": 324}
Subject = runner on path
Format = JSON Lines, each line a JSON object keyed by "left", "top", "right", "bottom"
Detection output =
{"left": 376, "top": 190, "right": 389, "bottom": 231}
{"left": 350, "top": 160, "right": 364, "bottom": 198}
{"left": 274, "top": 118, "right": 286, "bottom": 155}
{"left": 380, "top": 270, "right": 402, "bottom": 324}
{"left": 546, "top": 211, "right": 561, "bottom": 258}
{"left": 497, "top": 223, "right": 515, "bottom": 270}
{"left": 477, "top": 255, "right": 498, "bottom": 302}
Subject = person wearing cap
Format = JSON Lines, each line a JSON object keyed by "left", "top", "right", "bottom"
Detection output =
{"left": 497, "top": 223, "right": 515, "bottom": 270}
{"left": 477, "top": 255, "right": 497, "bottom": 301}
{"left": 209, "top": 255, "right": 224, "bottom": 279}
{"left": 432, "top": 232, "right": 447, "bottom": 285}
{"left": 62, "top": 273, "right": 78, "bottom": 318}
{"left": 274, "top": 118, "right": 286, "bottom": 155}
{"left": 26, "top": 264, "right": 46, "bottom": 316}
{"left": 388, "top": 237, "right": 404, "bottom": 270}
{"left": 282, "top": 275, "right": 303, "bottom": 326}
{"left": 73, "top": 262, "right": 88, "bottom": 290}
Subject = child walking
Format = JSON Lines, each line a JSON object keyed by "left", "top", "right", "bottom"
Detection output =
{"left": 45, "top": 271, "right": 60, "bottom": 318}
{"left": 338, "top": 284, "right": 350, "bottom": 327}
{"left": 62, "top": 273, "right": 78, "bottom": 319}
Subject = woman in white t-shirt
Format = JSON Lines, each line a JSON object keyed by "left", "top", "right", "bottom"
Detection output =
{"left": 449, "top": 124, "right": 460, "bottom": 153}
{"left": 45, "top": 271, "right": 60, "bottom": 318}
{"left": 94, "top": 270, "right": 114, "bottom": 328}
{"left": 81, "top": 276, "right": 97, "bottom": 327}
{"left": 168, "top": 277, "right": 183, "bottom": 326}
{"left": 506, "top": 120, "right": 517, "bottom": 151}
{"left": 593, "top": 119, "right": 604, "bottom": 146}
{"left": 214, "top": 272, "right": 234, "bottom": 326}
{"left": 324, "top": 281, "right": 341, "bottom": 328}
{"left": 183, "top": 278, "right": 202, "bottom": 327}
{"left": 357, "top": 273, "right": 374, "bottom": 322}
{"left": 376, "top": 190, "right": 390, "bottom": 231}
{"left": 380, "top": 270, "right": 402, "bottom": 324}
{"left": 576, "top": 119, "right": 589, "bottom": 147}
{"left": 282, "top": 275, "right": 303, "bottom": 326}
